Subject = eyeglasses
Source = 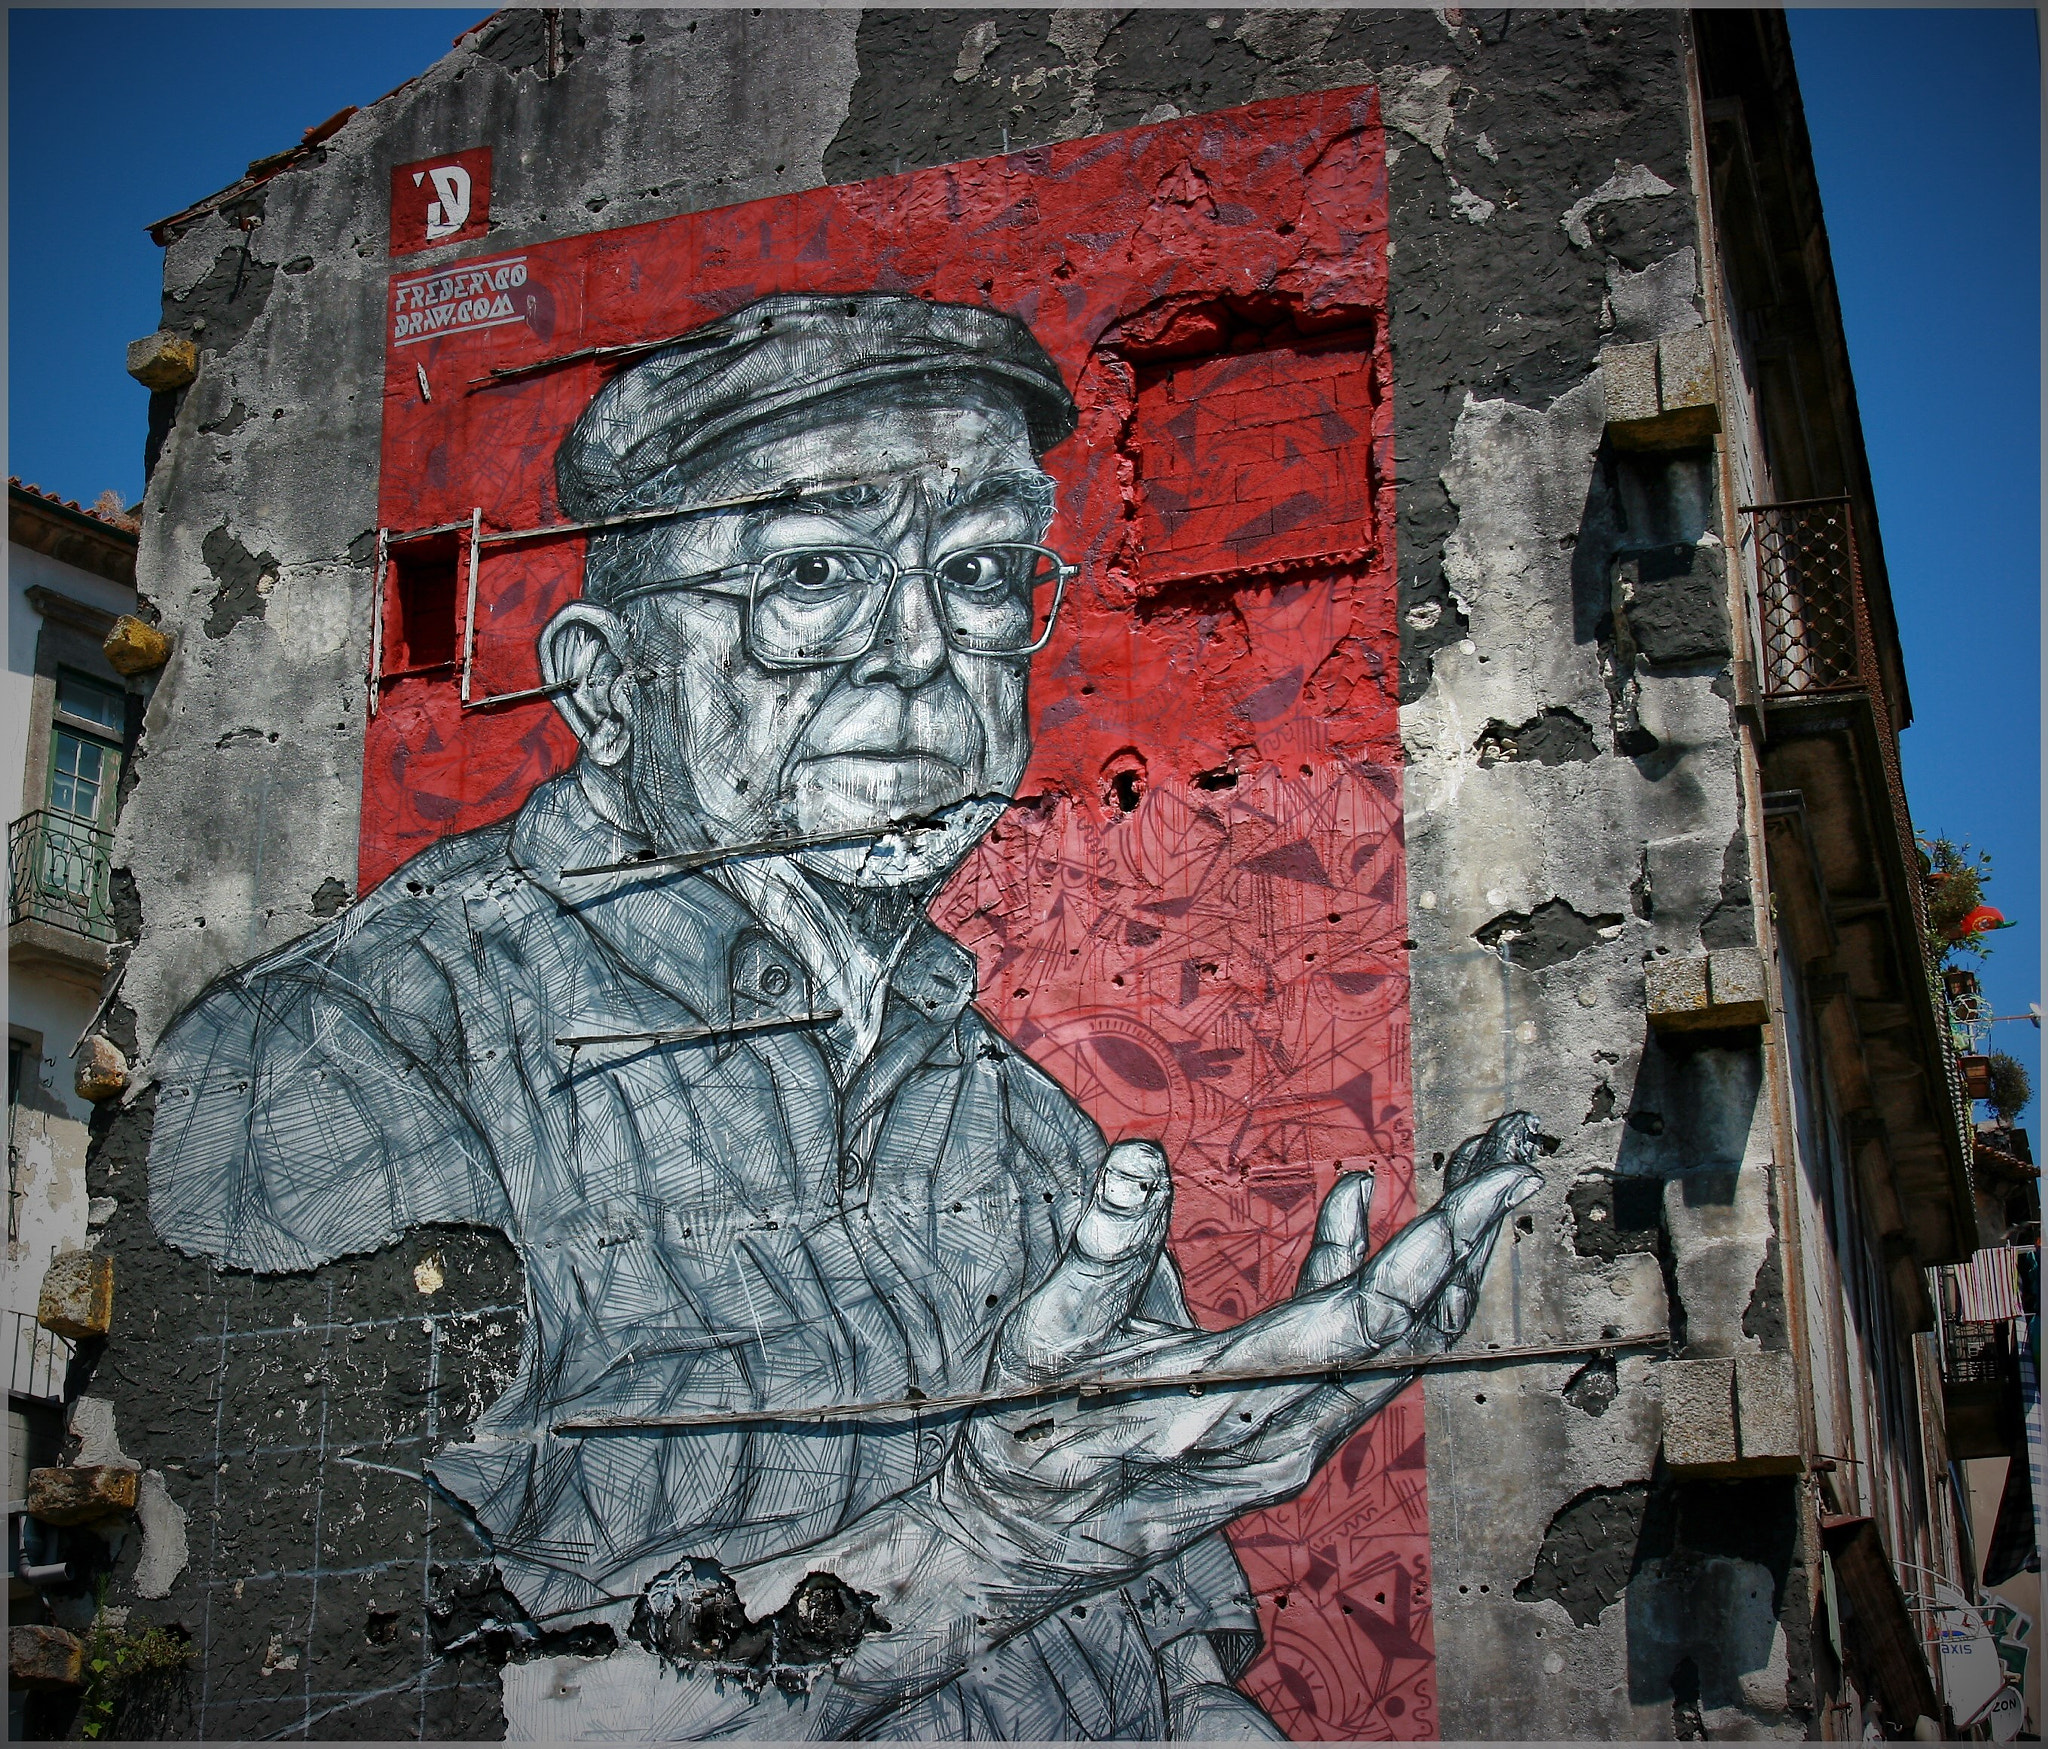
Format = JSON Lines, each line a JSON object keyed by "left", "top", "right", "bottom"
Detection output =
{"left": 616, "top": 543, "right": 1075, "bottom": 669}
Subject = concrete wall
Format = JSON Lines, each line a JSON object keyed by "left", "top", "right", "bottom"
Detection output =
{"left": 64, "top": 11, "right": 1821, "bottom": 1741}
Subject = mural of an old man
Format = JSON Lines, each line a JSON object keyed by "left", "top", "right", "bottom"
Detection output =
{"left": 150, "top": 292, "right": 1542, "bottom": 1740}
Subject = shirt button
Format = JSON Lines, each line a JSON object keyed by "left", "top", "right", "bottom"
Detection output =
{"left": 840, "top": 1152, "right": 865, "bottom": 1189}
{"left": 760, "top": 963, "right": 792, "bottom": 999}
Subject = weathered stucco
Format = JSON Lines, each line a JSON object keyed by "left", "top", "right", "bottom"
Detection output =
{"left": 68, "top": 11, "right": 1814, "bottom": 1742}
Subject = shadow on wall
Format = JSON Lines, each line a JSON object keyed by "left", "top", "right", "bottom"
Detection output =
{"left": 1515, "top": 1466, "right": 1805, "bottom": 1729}
{"left": 1616, "top": 1026, "right": 1764, "bottom": 1190}
{"left": 1625, "top": 1472, "right": 1806, "bottom": 1729}
{"left": 1570, "top": 436, "right": 1732, "bottom": 774}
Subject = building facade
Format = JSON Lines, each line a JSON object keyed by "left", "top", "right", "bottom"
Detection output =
{"left": 9, "top": 9, "right": 2032, "bottom": 1741}
{"left": 6, "top": 481, "right": 141, "bottom": 1731}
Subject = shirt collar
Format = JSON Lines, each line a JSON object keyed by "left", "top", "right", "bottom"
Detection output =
{"left": 510, "top": 764, "right": 979, "bottom": 1064}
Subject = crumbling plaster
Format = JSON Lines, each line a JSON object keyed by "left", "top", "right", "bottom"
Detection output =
{"left": 88, "top": 9, "right": 1802, "bottom": 1740}
{"left": 120, "top": 9, "right": 864, "bottom": 1060}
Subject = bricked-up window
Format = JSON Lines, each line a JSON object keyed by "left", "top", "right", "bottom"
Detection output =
{"left": 1129, "top": 326, "right": 1377, "bottom": 585}
{"left": 384, "top": 534, "right": 460, "bottom": 674}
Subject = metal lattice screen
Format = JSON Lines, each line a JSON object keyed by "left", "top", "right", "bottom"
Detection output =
{"left": 1745, "top": 497, "right": 1864, "bottom": 697}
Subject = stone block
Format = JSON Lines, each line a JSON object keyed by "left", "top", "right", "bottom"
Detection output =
{"left": 26, "top": 1463, "right": 139, "bottom": 1526}
{"left": 1644, "top": 952, "right": 1711, "bottom": 1024}
{"left": 103, "top": 613, "right": 172, "bottom": 676}
{"left": 1707, "top": 948, "right": 1770, "bottom": 1025}
{"left": 1659, "top": 1356, "right": 1738, "bottom": 1469}
{"left": 1735, "top": 1351, "right": 1802, "bottom": 1468}
{"left": 1599, "top": 341, "right": 1660, "bottom": 424}
{"left": 74, "top": 1034, "right": 128, "bottom": 1104}
{"left": 1658, "top": 327, "right": 1717, "bottom": 410}
{"left": 10, "top": 1624, "right": 84, "bottom": 1689}
{"left": 1619, "top": 540, "right": 1732, "bottom": 666}
{"left": 1647, "top": 948, "right": 1769, "bottom": 1032}
{"left": 125, "top": 330, "right": 199, "bottom": 392}
{"left": 1603, "top": 330, "right": 1721, "bottom": 450}
{"left": 37, "top": 1249, "right": 113, "bottom": 1340}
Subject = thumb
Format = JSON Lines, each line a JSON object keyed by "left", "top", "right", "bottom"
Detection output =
{"left": 996, "top": 1140, "right": 1172, "bottom": 1385}
{"left": 1297, "top": 1170, "right": 1376, "bottom": 1294}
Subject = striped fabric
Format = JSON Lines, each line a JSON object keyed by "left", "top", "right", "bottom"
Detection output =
{"left": 1953, "top": 1246, "right": 2027, "bottom": 1323}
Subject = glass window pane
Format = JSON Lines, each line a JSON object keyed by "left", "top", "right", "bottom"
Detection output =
{"left": 49, "top": 732, "right": 105, "bottom": 821}
{"left": 55, "top": 669, "right": 125, "bottom": 734}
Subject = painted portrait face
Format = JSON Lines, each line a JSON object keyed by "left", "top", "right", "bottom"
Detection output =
{"left": 562, "top": 381, "right": 1059, "bottom": 887}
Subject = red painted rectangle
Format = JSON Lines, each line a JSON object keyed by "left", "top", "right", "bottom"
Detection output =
{"left": 368, "top": 88, "right": 1424, "bottom": 1739}
{"left": 390, "top": 147, "right": 492, "bottom": 256}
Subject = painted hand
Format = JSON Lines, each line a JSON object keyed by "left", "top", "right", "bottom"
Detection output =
{"left": 943, "top": 1116, "right": 1545, "bottom": 1615}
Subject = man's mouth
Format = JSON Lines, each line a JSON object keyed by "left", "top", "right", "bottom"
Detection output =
{"left": 787, "top": 753, "right": 975, "bottom": 826}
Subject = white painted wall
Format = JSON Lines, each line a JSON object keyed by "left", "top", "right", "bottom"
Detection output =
{"left": 6, "top": 540, "right": 134, "bottom": 816}
{"left": 6, "top": 532, "right": 134, "bottom": 1393}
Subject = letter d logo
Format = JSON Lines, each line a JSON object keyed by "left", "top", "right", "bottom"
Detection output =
{"left": 425, "top": 166, "right": 472, "bottom": 240}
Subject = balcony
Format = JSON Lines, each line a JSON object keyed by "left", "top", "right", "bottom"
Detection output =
{"left": 6, "top": 1308, "right": 71, "bottom": 1405}
{"left": 7, "top": 809, "right": 115, "bottom": 982}
{"left": 1937, "top": 1317, "right": 2022, "bottom": 1460}
{"left": 1748, "top": 499, "right": 1976, "bottom": 1273}
{"left": 1932, "top": 1246, "right": 2028, "bottom": 1459}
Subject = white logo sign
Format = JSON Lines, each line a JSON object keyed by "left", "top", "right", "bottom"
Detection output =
{"left": 412, "top": 165, "right": 473, "bottom": 240}
{"left": 390, "top": 256, "right": 531, "bottom": 347}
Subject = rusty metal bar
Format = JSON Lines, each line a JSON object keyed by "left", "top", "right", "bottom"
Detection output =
{"left": 458, "top": 508, "right": 483, "bottom": 706}
{"left": 367, "top": 529, "right": 388, "bottom": 719}
{"left": 559, "top": 817, "right": 965, "bottom": 881}
{"left": 554, "top": 1330, "right": 1671, "bottom": 1435}
{"left": 381, "top": 465, "right": 944, "bottom": 554}
{"left": 555, "top": 1010, "right": 839, "bottom": 1050}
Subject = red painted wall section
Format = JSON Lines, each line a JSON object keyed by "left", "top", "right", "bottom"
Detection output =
{"left": 369, "top": 88, "right": 1427, "bottom": 1739}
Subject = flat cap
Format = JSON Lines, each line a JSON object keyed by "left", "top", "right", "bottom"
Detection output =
{"left": 556, "top": 292, "right": 1077, "bottom": 521}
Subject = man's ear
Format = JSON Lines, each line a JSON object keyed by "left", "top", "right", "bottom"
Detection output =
{"left": 540, "top": 603, "right": 637, "bottom": 767}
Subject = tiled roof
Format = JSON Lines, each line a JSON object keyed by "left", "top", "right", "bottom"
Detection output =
{"left": 9, "top": 478, "right": 141, "bottom": 535}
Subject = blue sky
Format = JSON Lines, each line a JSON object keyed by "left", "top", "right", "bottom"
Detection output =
{"left": 1787, "top": 8, "right": 2040, "bottom": 1125}
{"left": 7, "top": 9, "right": 2040, "bottom": 1121}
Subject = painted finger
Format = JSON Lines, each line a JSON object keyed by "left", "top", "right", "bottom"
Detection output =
{"left": 1443, "top": 1110, "right": 1544, "bottom": 1191}
{"left": 1444, "top": 1162, "right": 1544, "bottom": 1252}
{"left": 1296, "top": 1170, "right": 1376, "bottom": 1294}
{"left": 1431, "top": 1280, "right": 1474, "bottom": 1336}
{"left": 996, "top": 1140, "right": 1173, "bottom": 1383}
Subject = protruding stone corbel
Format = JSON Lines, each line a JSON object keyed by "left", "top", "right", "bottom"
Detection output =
{"left": 9, "top": 1624, "right": 85, "bottom": 1689}
{"left": 25, "top": 1463, "right": 140, "bottom": 1526}
{"left": 74, "top": 1035, "right": 129, "bottom": 1103}
{"left": 125, "top": 330, "right": 198, "bottom": 392}
{"left": 1601, "top": 329, "right": 1720, "bottom": 450}
{"left": 38, "top": 1249, "right": 114, "bottom": 1340}
{"left": 104, "top": 613, "right": 172, "bottom": 676}
{"left": 1645, "top": 947, "right": 1769, "bottom": 1032}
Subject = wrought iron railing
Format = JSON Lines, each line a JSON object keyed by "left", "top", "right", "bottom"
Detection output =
{"left": 1940, "top": 1319, "right": 2013, "bottom": 1389}
{"left": 7, "top": 809, "right": 115, "bottom": 942}
{"left": 1747, "top": 497, "right": 1864, "bottom": 697}
{"left": 7, "top": 1308, "right": 71, "bottom": 1403}
{"left": 1743, "top": 499, "right": 1977, "bottom": 1187}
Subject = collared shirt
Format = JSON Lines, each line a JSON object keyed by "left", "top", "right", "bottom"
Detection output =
{"left": 148, "top": 768, "right": 1258, "bottom": 1737}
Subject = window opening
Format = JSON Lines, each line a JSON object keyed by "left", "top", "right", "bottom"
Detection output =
{"left": 53, "top": 668, "right": 125, "bottom": 737}
{"left": 383, "top": 532, "right": 462, "bottom": 676}
{"left": 48, "top": 730, "right": 112, "bottom": 826}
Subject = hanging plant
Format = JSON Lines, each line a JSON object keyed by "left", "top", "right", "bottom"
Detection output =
{"left": 1919, "top": 835, "right": 2003, "bottom": 962}
{"left": 1986, "top": 1053, "right": 2033, "bottom": 1125}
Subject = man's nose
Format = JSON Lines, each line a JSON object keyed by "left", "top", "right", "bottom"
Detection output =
{"left": 848, "top": 563, "right": 949, "bottom": 690}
